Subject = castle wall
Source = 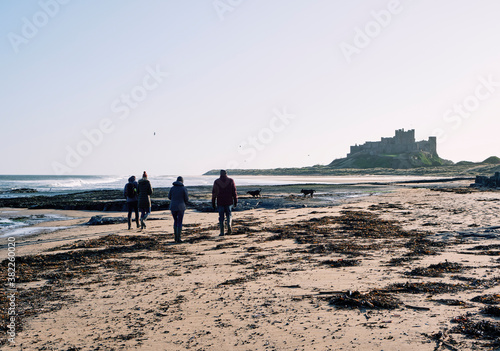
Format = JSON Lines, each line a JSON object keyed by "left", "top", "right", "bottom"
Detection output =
{"left": 347, "top": 129, "right": 436, "bottom": 157}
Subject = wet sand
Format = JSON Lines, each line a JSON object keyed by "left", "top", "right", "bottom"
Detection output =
{"left": 2, "top": 180, "right": 500, "bottom": 350}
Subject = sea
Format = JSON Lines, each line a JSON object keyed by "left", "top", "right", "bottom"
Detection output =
{"left": 0, "top": 174, "right": 439, "bottom": 239}
{"left": 0, "top": 174, "right": 441, "bottom": 196}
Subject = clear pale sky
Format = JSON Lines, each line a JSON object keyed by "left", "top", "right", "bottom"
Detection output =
{"left": 1, "top": 0, "right": 499, "bottom": 175}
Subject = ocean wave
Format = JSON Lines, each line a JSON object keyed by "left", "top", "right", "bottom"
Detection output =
{"left": 0, "top": 226, "right": 72, "bottom": 238}
{"left": 0, "top": 213, "right": 73, "bottom": 237}
{"left": 0, "top": 218, "right": 14, "bottom": 227}
{"left": 0, "top": 175, "right": 126, "bottom": 192}
{"left": 49, "top": 176, "right": 126, "bottom": 189}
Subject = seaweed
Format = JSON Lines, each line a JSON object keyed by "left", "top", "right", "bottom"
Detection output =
{"left": 450, "top": 315, "right": 500, "bottom": 340}
{"left": 210, "top": 242, "right": 241, "bottom": 250}
{"left": 320, "top": 259, "right": 360, "bottom": 267}
{"left": 384, "top": 282, "right": 473, "bottom": 294}
{"left": 217, "top": 275, "right": 256, "bottom": 287}
{"left": 386, "top": 256, "right": 416, "bottom": 266}
{"left": 404, "top": 237, "right": 442, "bottom": 257}
{"left": 432, "top": 299, "right": 470, "bottom": 306}
{"left": 328, "top": 290, "right": 400, "bottom": 310}
{"left": 482, "top": 306, "right": 500, "bottom": 317}
{"left": 47, "top": 234, "right": 160, "bottom": 251}
{"left": 452, "top": 276, "right": 500, "bottom": 289}
{"left": 405, "top": 261, "right": 464, "bottom": 277}
{"left": 471, "top": 294, "right": 500, "bottom": 305}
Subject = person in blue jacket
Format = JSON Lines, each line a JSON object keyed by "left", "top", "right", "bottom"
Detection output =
{"left": 168, "top": 176, "right": 189, "bottom": 243}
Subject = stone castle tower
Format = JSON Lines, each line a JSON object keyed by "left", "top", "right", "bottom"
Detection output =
{"left": 348, "top": 129, "right": 437, "bottom": 157}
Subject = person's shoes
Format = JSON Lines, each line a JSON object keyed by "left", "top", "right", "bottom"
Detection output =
{"left": 141, "top": 219, "right": 146, "bottom": 230}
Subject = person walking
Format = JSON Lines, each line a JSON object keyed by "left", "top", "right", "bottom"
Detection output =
{"left": 137, "top": 171, "right": 153, "bottom": 230}
{"left": 168, "top": 176, "right": 189, "bottom": 243}
{"left": 124, "top": 175, "right": 139, "bottom": 230}
{"left": 212, "top": 170, "right": 237, "bottom": 236}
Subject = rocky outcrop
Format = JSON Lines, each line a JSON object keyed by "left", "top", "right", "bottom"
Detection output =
{"left": 471, "top": 172, "right": 500, "bottom": 188}
{"left": 86, "top": 216, "right": 127, "bottom": 225}
{"left": 0, "top": 189, "right": 170, "bottom": 211}
{"left": 7, "top": 188, "right": 38, "bottom": 194}
{"left": 85, "top": 215, "right": 167, "bottom": 225}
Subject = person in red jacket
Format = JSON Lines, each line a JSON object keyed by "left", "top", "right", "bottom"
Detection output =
{"left": 212, "top": 170, "right": 238, "bottom": 236}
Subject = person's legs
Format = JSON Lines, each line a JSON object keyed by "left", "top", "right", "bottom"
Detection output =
{"left": 217, "top": 206, "right": 226, "bottom": 236}
{"left": 217, "top": 206, "right": 232, "bottom": 235}
{"left": 175, "top": 210, "right": 184, "bottom": 243}
{"left": 176, "top": 211, "right": 184, "bottom": 230}
{"left": 171, "top": 210, "right": 178, "bottom": 241}
{"left": 171, "top": 210, "right": 178, "bottom": 227}
{"left": 133, "top": 202, "right": 139, "bottom": 228}
{"left": 225, "top": 205, "right": 233, "bottom": 234}
{"left": 139, "top": 207, "right": 150, "bottom": 229}
{"left": 139, "top": 208, "right": 145, "bottom": 229}
{"left": 127, "top": 202, "right": 133, "bottom": 229}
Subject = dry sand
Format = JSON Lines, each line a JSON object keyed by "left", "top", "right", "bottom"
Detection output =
{"left": 2, "top": 181, "right": 500, "bottom": 350}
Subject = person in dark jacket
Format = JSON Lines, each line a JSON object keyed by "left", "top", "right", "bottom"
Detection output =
{"left": 212, "top": 170, "right": 237, "bottom": 236}
{"left": 137, "top": 171, "right": 153, "bottom": 230}
{"left": 168, "top": 176, "right": 189, "bottom": 243}
{"left": 124, "top": 175, "right": 139, "bottom": 230}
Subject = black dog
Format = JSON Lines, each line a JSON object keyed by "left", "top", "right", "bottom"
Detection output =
{"left": 300, "top": 189, "right": 315, "bottom": 198}
{"left": 247, "top": 189, "right": 262, "bottom": 198}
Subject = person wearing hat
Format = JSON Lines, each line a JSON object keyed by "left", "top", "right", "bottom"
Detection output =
{"left": 124, "top": 175, "right": 139, "bottom": 229}
{"left": 137, "top": 171, "right": 153, "bottom": 230}
{"left": 212, "top": 170, "right": 237, "bottom": 236}
{"left": 168, "top": 176, "right": 189, "bottom": 243}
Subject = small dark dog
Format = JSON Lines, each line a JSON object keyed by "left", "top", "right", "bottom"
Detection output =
{"left": 300, "top": 189, "right": 315, "bottom": 198}
{"left": 247, "top": 189, "right": 262, "bottom": 198}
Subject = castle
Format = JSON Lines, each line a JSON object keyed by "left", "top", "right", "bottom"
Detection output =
{"left": 348, "top": 129, "right": 437, "bottom": 157}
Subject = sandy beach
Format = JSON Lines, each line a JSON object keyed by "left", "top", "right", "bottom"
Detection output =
{"left": 2, "top": 180, "right": 500, "bottom": 350}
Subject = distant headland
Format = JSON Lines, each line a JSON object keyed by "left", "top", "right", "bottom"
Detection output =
{"left": 204, "top": 129, "right": 500, "bottom": 176}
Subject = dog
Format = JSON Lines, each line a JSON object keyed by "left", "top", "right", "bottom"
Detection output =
{"left": 247, "top": 189, "right": 262, "bottom": 198}
{"left": 300, "top": 189, "right": 315, "bottom": 198}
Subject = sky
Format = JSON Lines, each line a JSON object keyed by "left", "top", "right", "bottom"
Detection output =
{"left": 1, "top": 0, "right": 500, "bottom": 176}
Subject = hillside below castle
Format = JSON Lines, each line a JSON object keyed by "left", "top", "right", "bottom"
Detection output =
{"left": 329, "top": 129, "right": 452, "bottom": 169}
